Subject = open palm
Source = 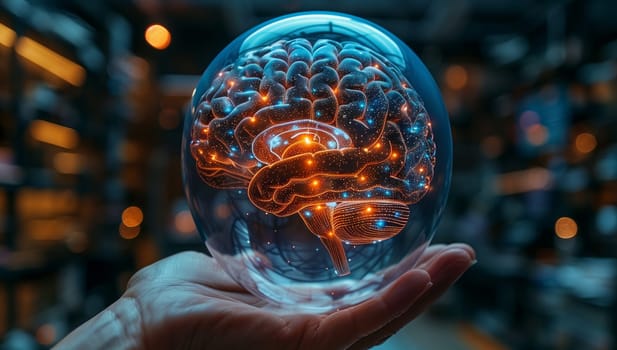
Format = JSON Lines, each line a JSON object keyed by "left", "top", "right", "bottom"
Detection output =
{"left": 55, "top": 243, "right": 474, "bottom": 350}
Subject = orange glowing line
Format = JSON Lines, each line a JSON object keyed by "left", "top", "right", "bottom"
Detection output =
{"left": 15, "top": 37, "right": 86, "bottom": 86}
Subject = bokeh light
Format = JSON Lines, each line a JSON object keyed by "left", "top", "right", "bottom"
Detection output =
{"left": 121, "top": 206, "right": 143, "bottom": 228}
{"left": 145, "top": 24, "right": 171, "bottom": 50}
{"left": 555, "top": 216, "right": 578, "bottom": 239}
{"left": 575, "top": 132, "right": 597, "bottom": 154}
{"left": 444, "top": 64, "right": 468, "bottom": 90}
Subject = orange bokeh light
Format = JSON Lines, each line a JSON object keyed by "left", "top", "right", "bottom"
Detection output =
{"left": 575, "top": 132, "right": 597, "bottom": 154}
{"left": 444, "top": 64, "right": 468, "bottom": 90}
{"left": 122, "top": 206, "right": 143, "bottom": 228}
{"left": 555, "top": 217, "right": 577, "bottom": 239}
{"left": 145, "top": 24, "right": 171, "bottom": 50}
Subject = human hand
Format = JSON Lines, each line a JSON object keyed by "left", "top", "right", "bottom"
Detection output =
{"left": 55, "top": 243, "right": 474, "bottom": 350}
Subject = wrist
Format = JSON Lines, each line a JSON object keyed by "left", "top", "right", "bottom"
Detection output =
{"left": 53, "top": 296, "right": 144, "bottom": 350}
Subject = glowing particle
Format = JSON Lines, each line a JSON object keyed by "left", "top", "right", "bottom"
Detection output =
{"left": 359, "top": 175, "right": 366, "bottom": 182}
{"left": 312, "top": 180, "right": 319, "bottom": 186}
{"left": 391, "top": 152, "right": 398, "bottom": 159}
{"left": 307, "top": 159, "right": 313, "bottom": 165}
{"left": 363, "top": 147, "right": 369, "bottom": 153}
{"left": 304, "top": 136, "right": 312, "bottom": 144}
{"left": 366, "top": 207, "right": 373, "bottom": 213}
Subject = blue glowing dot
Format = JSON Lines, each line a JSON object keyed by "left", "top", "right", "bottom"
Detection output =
{"left": 327, "top": 202, "right": 337, "bottom": 208}
{"left": 342, "top": 192, "right": 349, "bottom": 198}
{"left": 237, "top": 190, "right": 243, "bottom": 194}
{"left": 418, "top": 182, "right": 425, "bottom": 188}
{"left": 291, "top": 125, "right": 299, "bottom": 130}
{"left": 359, "top": 102, "right": 365, "bottom": 109}
{"left": 366, "top": 192, "right": 372, "bottom": 198}
{"left": 230, "top": 146, "right": 238, "bottom": 152}
{"left": 367, "top": 119, "right": 373, "bottom": 125}
{"left": 385, "top": 190, "right": 392, "bottom": 196}
{"left": 227, "top": 129, "right": 234, "bottom": 136}
{"left": 303, "top": 210, "right": 312, "bottom": 217}
{"left": 327, "top": 140, "right": 337, "bottom": 149}
{"left": 316, "top": 111, "right": 321, "bottom": 116}
{"left": 375, "top": 219, "right": 386, "bottom": 228}
{"left": 394, "top": 211, "right": 401, "bottom": 218}
{"left": 384, "top": 165, "right": 390, "bottom": 171}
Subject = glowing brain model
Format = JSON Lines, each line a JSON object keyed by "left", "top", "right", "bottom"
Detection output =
{"left": 190, "top": 38, "right": 435, "bottom": 275}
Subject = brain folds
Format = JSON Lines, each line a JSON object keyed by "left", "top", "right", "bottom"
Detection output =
{"left": 191, "top": 38, "right": 435, "bottom": 275}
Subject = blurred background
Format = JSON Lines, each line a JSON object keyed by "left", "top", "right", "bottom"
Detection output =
{"left": 0, "top": 0, "right": 616, "bottom": 349}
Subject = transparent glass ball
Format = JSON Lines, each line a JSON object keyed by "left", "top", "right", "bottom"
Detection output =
{"left": 182, "top": 11, "right": 452, "bottom": 313}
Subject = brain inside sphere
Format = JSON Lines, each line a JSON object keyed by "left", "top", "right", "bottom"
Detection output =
{"left": 190, "top": 38, "right": 435, "bottom": 276}
{"left": 182, "top": 12, "right": 451, "bottom": 311}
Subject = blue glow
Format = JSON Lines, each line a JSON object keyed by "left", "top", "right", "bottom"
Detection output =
{"left": 375, "top": 219, "right": 386, "bottom": 228}
{"left": 342, "top": 192, "right": 349, "bottom": 198}
{"left": 327, "top": 140, "right": 337, "bottom": 149}
{"left": 303, "top": 210, "right": 312, "bottom": 217}
{"left": 385, "top": 190, "right": 392, "bottom": 196}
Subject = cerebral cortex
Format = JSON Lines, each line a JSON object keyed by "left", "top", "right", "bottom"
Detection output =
{"left": 191, "top": 38, "right": 435, "bottom": 275}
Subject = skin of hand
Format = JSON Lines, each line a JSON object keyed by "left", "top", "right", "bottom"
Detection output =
{"left": 54, "top": 243, "right": 475, "bottom": 350}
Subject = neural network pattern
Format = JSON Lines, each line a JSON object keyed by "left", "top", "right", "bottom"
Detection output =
{"left": 190, "top": 38, "right": 435, "bottom": 276}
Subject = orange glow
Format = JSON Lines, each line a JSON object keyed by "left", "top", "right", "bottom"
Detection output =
{"left": 363, "top": 147, "right": 369, "bottom": 152}
{"left": 0, "top": 22, "right": 16, "bottom": 47}
{"left": 306, "top": 159, "right": 313, "bottom": 165}
{"left": 144, "top": 24, "right": 171, "bottom": 50}
{"left": 36, "top": 324, "right": 57, "bottom": 345}
{"left": 29, "top": 120, "right": 79, "bottom": 149}
{"left": 261, "top": 95, "right": 268, "bottom": 102}
{"left": 304, "top": 136, "right": 312, "bottom": 144}
{"left": 495, "top": 167, "right": 553, "bottom": 195}
{"left": 175, "top": 210, "right": 196, "bottom": 235}
{"left": 119, "top": 223, "right": 140, "bottom": 240}
{"left": 525, "top": 124, "right": 548, "bottom": 146}
{"left": 366, "top": 206, "right": 373, "bottom": 213}
{"left": 444, "top": 64, "right": 468, "bottom": 90}
{"left": 15, "top": 36, "right": 85, "bottom": 86}
{"left": 575, "top": 132, "right": 597, "bottom": 154}
{"left": 359, "top": 175, "right": 366, "bottom": 182}
{"left": 555, "top": 217, "right": 577, "bottom": 239}
{"left": 53, "top": 152, "right": 82, "bottom": 174}
{"left": 391, "top": 152, "right": 398, "bottom": 159}
{"left": 375, "top": 143, "right": 382, "bottom": 149}
{"left": 312, "top": 180, "right": 319, "bottom": 186}
{"left": 121, "top": 206, "right": 143, "bottom": 228}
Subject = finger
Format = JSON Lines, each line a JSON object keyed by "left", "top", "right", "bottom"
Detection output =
{"left": 349, "top": 245, "right": 475, "bottom": 349}
{"left": 317, "top": 269, "right": 432, "bottom": 349}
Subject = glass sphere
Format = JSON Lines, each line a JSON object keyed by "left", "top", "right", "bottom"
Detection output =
{"left": 182, "top": 11, "right": 452, "bottom": 313}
